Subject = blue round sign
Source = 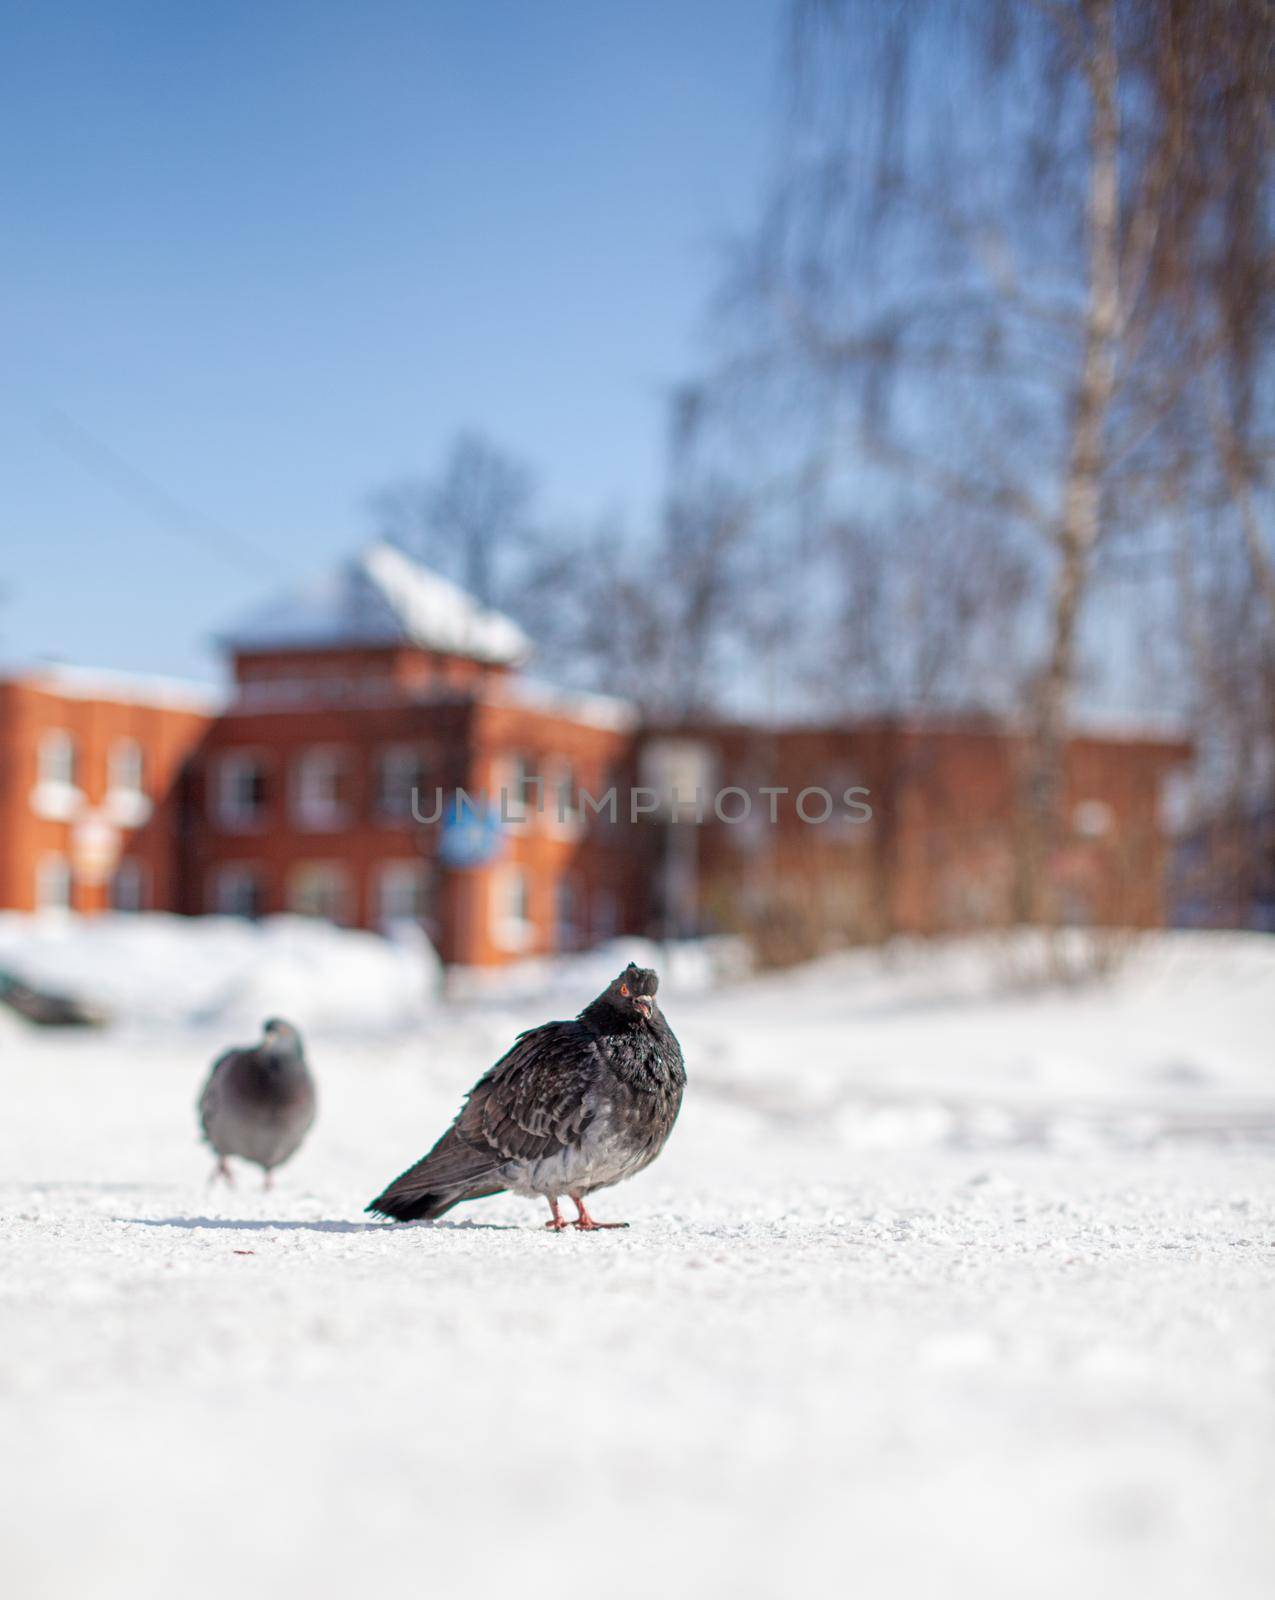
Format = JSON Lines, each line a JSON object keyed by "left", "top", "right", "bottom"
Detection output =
{"left": 438, "top": 797, "right": 505, "bottom": 869}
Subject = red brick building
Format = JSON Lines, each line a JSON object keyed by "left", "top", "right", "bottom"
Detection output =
{"left": 0, "top": 543, "right": 1192, "bottom": 963}
{"left": 176, "top": 543, "right": 639, "bottom": 965}
{"left": 634, "top": 718, "right": 1193, "bottom": 958}
{"left": 0, "top": 668, "right": 217, "bottom": 917}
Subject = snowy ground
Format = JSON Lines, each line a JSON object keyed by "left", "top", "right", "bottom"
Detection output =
{"left": 2, "top": 930, "right": 1273, "bottom": 1600}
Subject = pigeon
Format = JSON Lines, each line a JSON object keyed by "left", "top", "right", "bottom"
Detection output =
{"left": 198, "top": 1018, "right": 317, "bottom": 1189}
{"left": 366, "top": 963, "right": 685, "bottom": 1230}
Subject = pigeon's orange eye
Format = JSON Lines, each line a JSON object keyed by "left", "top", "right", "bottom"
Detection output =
{"left": 620, "top": 984, "right": 629, "bottom": 996}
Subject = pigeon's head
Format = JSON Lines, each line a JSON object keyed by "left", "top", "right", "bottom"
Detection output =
{"left": 261, "top": 1017, "right": 303, "bottom": 1055}
{"left": 603, "top": 963, "right": 659, "bottom": 1021}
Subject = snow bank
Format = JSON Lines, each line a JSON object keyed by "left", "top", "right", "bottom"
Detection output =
{"left": 446, "top": 936, "right": 752, "bottom": 1006}
{"left": 682, "top": 928, "right": 1275, "bottom": 1153}
{"left": 0, "top": 1003, "right": 29, "bottom": 1045}
{"left": 0, "top": 914, "right": 440, "bottom": 1034}
{"left": 764, "top": 927, "right": 1275, "bottom": 1012}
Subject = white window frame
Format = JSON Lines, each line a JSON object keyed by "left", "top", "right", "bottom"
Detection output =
{"left": 31, "top": 730, "right": 84, "bottom": 821}
{"left": 287, "top": 861, "right": 354, "bottom": 925}
{"left": 1073, "top": 799, "right": 1115, "bottom": 839}
{"left": 1158, "top": 769, "right": 1195, "bottom": 837}
{"left": 38, "top": 729, "right": 78, "bottom": 788}
{"left": 36, "top": 853, "right": 73, "bottom": 912}
{"left": 214, "top": 751, "right": 269, "bottom": 831}
{"left": 823, "top": 764, "right": 871, "bottom": 842}
{"left": 104, "top": 738, "right": 153, "bottom": 826}
{"left": 292, "top": 746, "right": 353, "bottom": 832}
{"left": 543, "top": 755, "right": 583, "bottom": 839}
{"left": 494, "top": 752, "right": 538, "bottom": 827}
{"left": 492, "top": 864, "right": 535, "bottom": 952}
{"left": 375, "top": 860, "right": 430, "bottom": 929}
{"left": 108, "top": 738, "right": 145, "bottom": 796}
{"left": 376, "top": 744, "right": 426, "bottom": 823}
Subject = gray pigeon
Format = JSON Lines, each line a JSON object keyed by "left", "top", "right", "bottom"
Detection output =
{"left": 366, "top": 963, "right": 685, "bottom": 1229}
{"left": 198, "top": 1018, "right": 317, "bottom": 1189}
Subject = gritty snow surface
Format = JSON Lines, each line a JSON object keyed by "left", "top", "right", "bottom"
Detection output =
{"left": 1, "top": 930, "right": 1273, "bottom": 1600}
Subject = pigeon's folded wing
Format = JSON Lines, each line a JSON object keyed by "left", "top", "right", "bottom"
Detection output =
{"left": 198, "top": 1048, "right": 240, "bottom": 1140}
{"left": 463, "top": 1021, "right": 601, "bottom": 1162}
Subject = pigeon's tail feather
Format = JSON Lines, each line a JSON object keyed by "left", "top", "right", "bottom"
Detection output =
{"left": 364, "top": 1188, "right": 448, "bottom": 1222}
{"left": 365, "top": 1129, "right": 505, "bottom": 1222}
{"left": 365, "top": 1182, "right": 503, "bottom": 1222}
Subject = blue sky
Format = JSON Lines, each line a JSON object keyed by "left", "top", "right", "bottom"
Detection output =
{"left": 1, "top": 0, "right": 782, "bottom": 680}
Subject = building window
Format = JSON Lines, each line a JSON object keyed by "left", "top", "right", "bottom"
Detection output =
{"left": 109, "top": 739, "right": 145, "bottom": 796}
{"left": 824, "top": 763, "right": 872, "bottom": 841}
{"left": 38, "top": 729, "right": 78, "bottom": 788}
{"left": 1159, "top": 769, "right": 1193, "bottom": 836}
{"left": 547, "top": 757, "right": 576, "bottom": 812}
{"left": 639, "top": 739, "right": 717, "bottom": 816}
{"left": 288, "top": 862, "right": 353, "bottom": 924}
{"left": 104, "top": 738, "right": 153, "bottom": 826}
{"left": 544, "top": 756, "right": 582, "bottom": 835}
{"left": 1073, "top": 799, "right": 1114, "bottom": 839}
{"left": 1059, "top": 884, "right": 1096, "bottom": 927}
{"left": 375, "top": 861, "right": 430, "bottom": 929}
{"left": 376, "top": 745, "right": 428, "bottom": 822}
{"left": 497, "top": 752, "right": 538, "bottom": 823}
{"left": 555, "top": 876, "right": 581, "bottom": 950}
{"left": 32, "top": 730, "right": 83, "bottom": 819}
{"left": 110, "top": 859, "right": 146, "bottom": 913}
{"left": 292, "top": 748, "right": 352, "bottom": 831}
{"left": 210, "top": 864, "right": 265, "bottom": 919}
{"left": 493, "top": 865, "right": 534, "bottom": 951}
{"left": 36, "top": 854, "right": 72, "bottom": 912}
{"left": 592, "top": 888, "right": 618, "bottom": 941}
{"left": 214, "top": 753, "right": 268, "bottom": 829}
{"left": 507, "top": 752, "right": 536, "bottom": 797}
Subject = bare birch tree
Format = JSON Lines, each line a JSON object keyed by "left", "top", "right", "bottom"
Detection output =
{"left": 711, "top": 0, "right": 1274, "bottom": 922}
{"left": 370, "top": 430, "right": 536, "bottom": 610}
{"left": 518, "top": 386, "right": 753, "bottom": 717}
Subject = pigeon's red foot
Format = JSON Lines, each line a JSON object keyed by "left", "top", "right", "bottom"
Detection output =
{"left": 210, "top": 1157, "right": 234, "bottom": 1187}
{"left": 544, "top": 1198, "right": 570, "bottom": 1231}
{"left": 570, "top": 1196, "right": 629, "bottom": 1230}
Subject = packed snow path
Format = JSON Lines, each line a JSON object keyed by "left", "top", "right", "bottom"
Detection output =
{"left": 2, "top": 933, "right": 1273, "bottom": 1600}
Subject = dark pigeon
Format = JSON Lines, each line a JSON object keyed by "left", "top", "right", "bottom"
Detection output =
{"left": 367, "top": 963, "right": 685, "bottom": 1230}
{"left": 198, "top": 1018, "right": 317, "bottom": 1189}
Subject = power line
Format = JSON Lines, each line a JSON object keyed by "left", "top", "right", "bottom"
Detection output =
{"left": 40, "top": 406, "right": 284, "bottom": 578}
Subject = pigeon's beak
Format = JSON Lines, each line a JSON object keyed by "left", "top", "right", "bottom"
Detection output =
{"left": 634, "top": 996, "right": 653, "bottom": 1018}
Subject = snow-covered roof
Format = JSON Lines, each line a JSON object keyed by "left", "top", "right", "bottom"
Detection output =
{"left": 487, "top": 676, "right": 638, "bottom": 733}
{"left": 218, "top": 541, "right": 531, "bottom": 665}
{"left": 16, "top": 663, "right": 224, "bottom": 713}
